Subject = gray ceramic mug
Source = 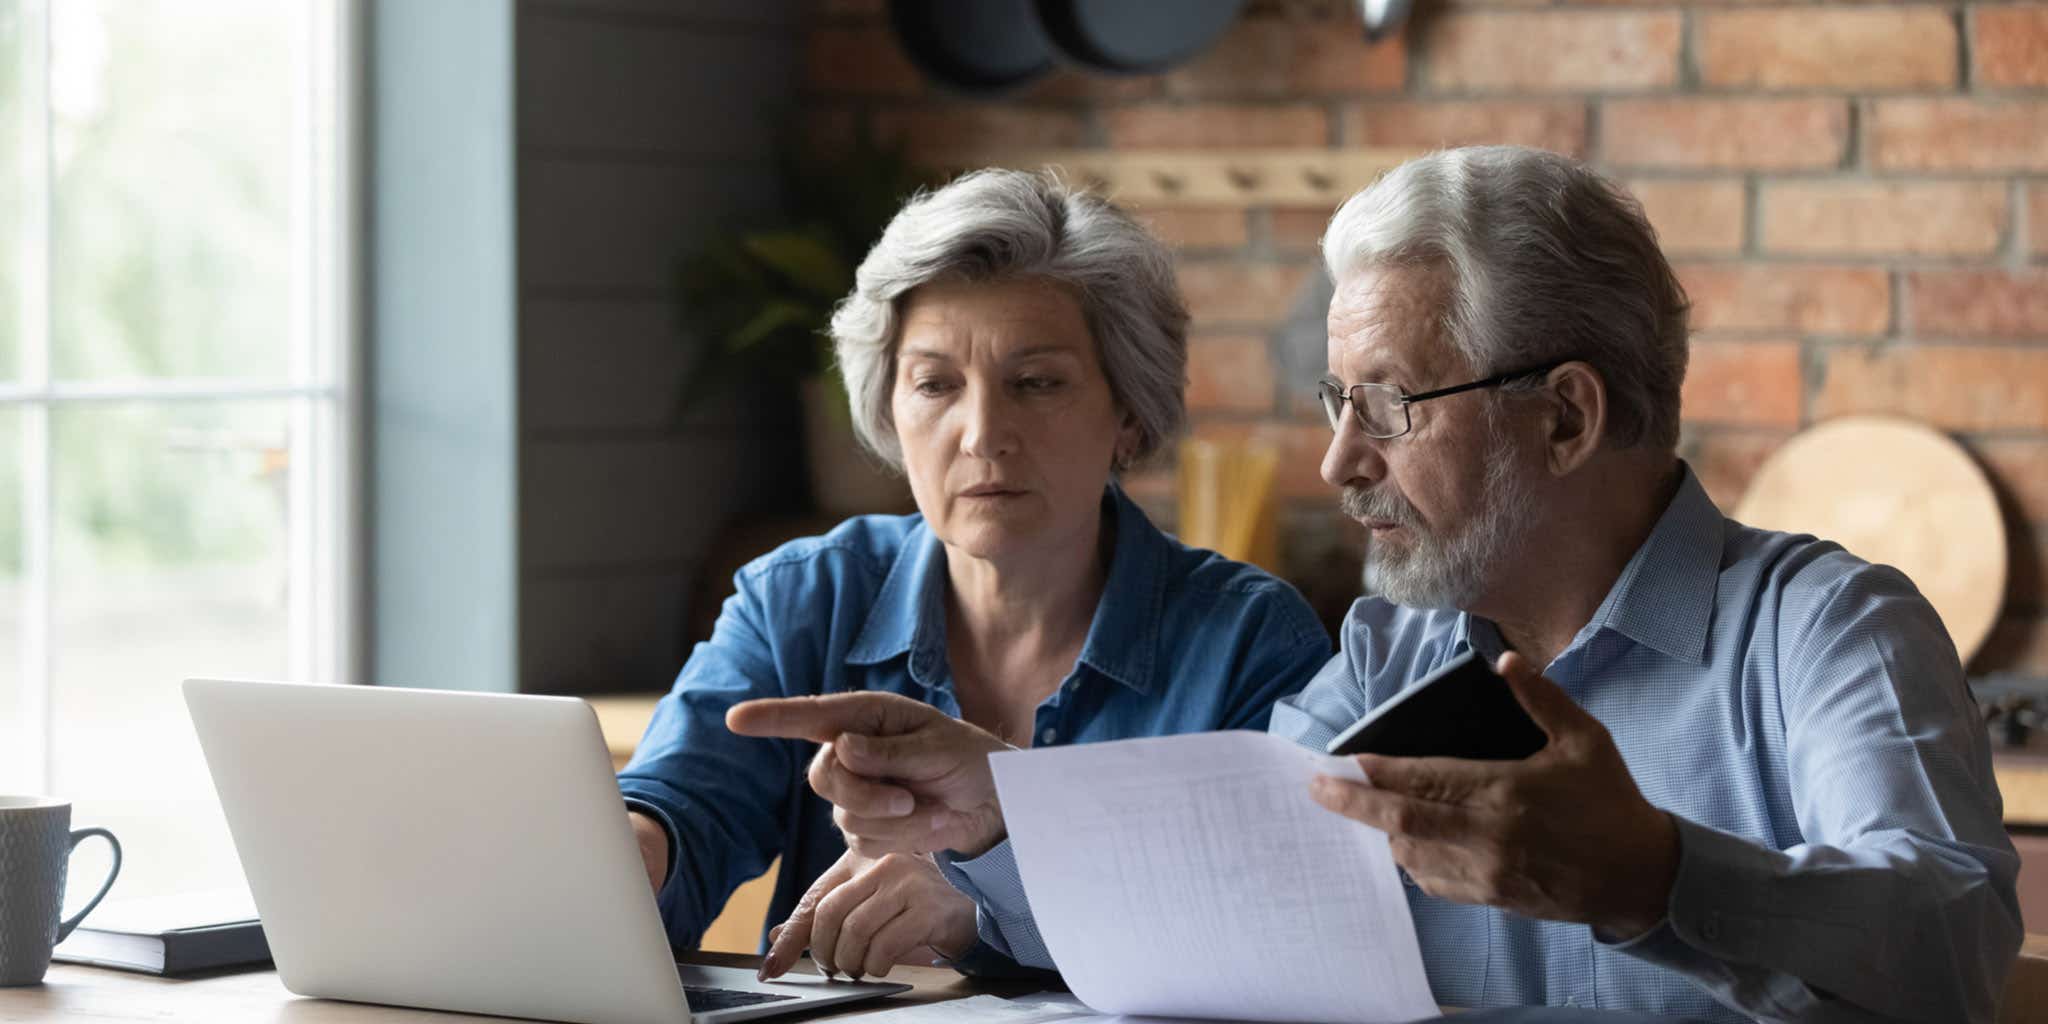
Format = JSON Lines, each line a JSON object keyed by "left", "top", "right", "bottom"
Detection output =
{"left": 0, "top": 796, "right": 121, "bottom": 985}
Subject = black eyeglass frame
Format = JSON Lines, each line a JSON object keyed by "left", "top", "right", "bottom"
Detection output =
{"left": 1317, "top": 359, "right": 1573, "bottom": 439}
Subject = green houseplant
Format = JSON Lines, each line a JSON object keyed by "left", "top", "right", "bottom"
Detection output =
{"left": 677, "top": 141, "right": 929, "bottom": 514}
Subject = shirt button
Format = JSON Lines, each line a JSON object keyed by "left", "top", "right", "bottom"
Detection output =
{"left": 1701, "top": 918, "right": 1722, "bottom": 942}
{"left": 1039, "top": 727, "right": 1058, "bottom": 745}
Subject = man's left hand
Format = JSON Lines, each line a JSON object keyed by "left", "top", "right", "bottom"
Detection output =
{"left": 1309, "top": 651, "right": 1680, "bottom": 939}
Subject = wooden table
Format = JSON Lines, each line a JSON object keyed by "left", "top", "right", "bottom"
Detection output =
{"left": 0, "top": 951, "right": 1039, "bottom": 1023}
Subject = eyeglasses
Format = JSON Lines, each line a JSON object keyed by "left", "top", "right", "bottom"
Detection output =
{"left": 1316, "top": 360, "right": 1570, "bottom": 439}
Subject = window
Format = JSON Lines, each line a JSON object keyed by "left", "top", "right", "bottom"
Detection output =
{"left": 0, "top": 0, "right": 355, "bottom": 901}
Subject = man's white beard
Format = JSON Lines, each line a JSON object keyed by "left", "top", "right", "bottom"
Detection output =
{"left": 1346, "top": 429, "right": 1533, "bottom": 611}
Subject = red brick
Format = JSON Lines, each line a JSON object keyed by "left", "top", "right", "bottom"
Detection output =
{"left": 1189, "top": 420, "right": 1336, "bottom": 500}
{"left": 810, "top": 0, "right": 883, "bottom": 16}
{"left": 1341, "top": 101, "right": 1589, "bottom": 157}
{"left": 1910, "top": 271, "right": 2048, "bottom": 339}
{"left": 1418, "top": 12, "right": 1681, "bottom": 93}
{"left": 1605, "top": 100, "right": 1849, "bottom": 170}
{"left": 1681, "top": 340, "right": 1804, "bottom": 428}
{"left": 1975, "top": 7, "right": 2048, "bottom": 88}
{"left": 870, "top": 107, "right": 1087, "bottom": 161}
{"left": 1135, "top": 206, "right": 1250, "bottom": 251}
{"left": 798, "top": 109, "right": 858, "bottom": 158}
{"left": 1164, "top": 16, "right": 1406, "bottom": 98}
{"left": 1811, "top": 345, "right": 2048, "bottom": 432}
{"left": 1179, "top": 262, "right": 1314, "bottom": 326}
{"left": 805, "top": 27, "right": 921, "bottom": 98}
{"left": 1625, "top": 179, "right": 1745, "bottom": 256}
{"left": 1678, "top": 264, "right": 1891, "bottom": 335}
{"left": 1696, "top": 9, "right": 1957, "bottom": 90}
{"left": 1187, "top": 335, "right": 1279, "bottom": 414}
{"left": 1868, "top": 100, "right": 2048, "bottom": 172}
{"left": 1272, "top": 205, "right": 1340, "bottom": 253}
{"left": 1677, "top": 428, "right": 1791, "bottom": 514}
{"left": 1104, "top": 104, "right": 1331, "bottom": 149}
{"left": 1977, "top": 441, "right": 2048, "bottom": 530}
{"left": 1973, "top": 614, "right": 2048, "bottom": 677}
{"left": 1018, "top": 70, "right": 1161, "bottom": 104}
{"left": 1761, "top": 182, "right": 2007, "bottom": 258}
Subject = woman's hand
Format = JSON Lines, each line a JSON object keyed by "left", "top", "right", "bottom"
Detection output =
{"left": 628, "top": 811, "right": 669, "bottom": 894}
{"left": 727, "top": 691, "right": 1013, "bottom": 857}
{"left": 758, "top": 849, "right": 978, "bottom": 981}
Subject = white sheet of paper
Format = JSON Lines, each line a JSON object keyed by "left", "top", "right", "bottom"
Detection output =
{"left": 830, "top": 993, "right": 1101, "bottom": 1023}
{"left": 989, "top": 730, "right": 1438, "bottom": 1024}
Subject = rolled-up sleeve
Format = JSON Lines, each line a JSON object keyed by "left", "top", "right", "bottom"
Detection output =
{"left": 616, "top": 566, "right": 804, "bottom": 950}
{"left": 1609, "top": 568, "right": 2021, "bottom": 1023}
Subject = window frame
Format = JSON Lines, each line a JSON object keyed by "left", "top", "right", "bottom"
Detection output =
{"left": 3, "top": 0, "right": 363, "bottom": 792}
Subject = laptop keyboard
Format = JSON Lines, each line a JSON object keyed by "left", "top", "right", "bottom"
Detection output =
{"left": 682, "top": 984, "right": 802, "bottom": 1014}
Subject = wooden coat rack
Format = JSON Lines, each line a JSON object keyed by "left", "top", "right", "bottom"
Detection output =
{"left": 929, "top": 147, "right": 1426, "bottom": 206}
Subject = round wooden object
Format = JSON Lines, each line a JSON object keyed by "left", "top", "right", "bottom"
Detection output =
{"left": 1734, "top": 416, "right": 2006, "bottom": 662}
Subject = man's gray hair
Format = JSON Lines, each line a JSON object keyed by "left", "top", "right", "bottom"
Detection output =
{"left": 830, "top": 168, "right": 1188, "bottom": 469}
{"left": 1322, "top": 146, "right": 1690, "bottom": 452}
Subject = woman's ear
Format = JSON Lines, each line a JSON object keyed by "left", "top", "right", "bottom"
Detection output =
{"left": 1544, "top": 362, "right": 1606, "bottom": 476}
{"left": 1113, "top": 411, "right": 1142, "bottom": 471}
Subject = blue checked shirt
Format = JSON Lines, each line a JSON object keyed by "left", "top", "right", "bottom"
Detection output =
{"left": 945, "top": 465, "right": 2020, "bottom": 1022}
{"left": 617, "top": 484, "right": 1331, "bottom": 964}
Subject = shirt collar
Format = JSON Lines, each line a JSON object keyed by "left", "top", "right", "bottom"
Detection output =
{"left": 1581, "top": 461, "right": 1725, "bottom": 665}
{"left": 1453, "top": 461, "right": 1723, "bottom": 668}
{"left": 844, "top": 484, "right": 1166, "bottom": 695}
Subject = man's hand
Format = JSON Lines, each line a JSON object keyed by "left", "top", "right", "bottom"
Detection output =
{"left": 628, "top": 811, "right": 669, "bottom": 895}
{"left": 727, "top": 692, "right": 1012, "bottom": 857}
{"left": 1309, "top": 652, "right": 1680, "bottom": 939}
{"left": 758, "top": 850, "right": 978, "bottom": 981}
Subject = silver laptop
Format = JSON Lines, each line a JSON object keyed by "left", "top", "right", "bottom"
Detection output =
{"left": 183, "top": 678, "right": 910, "bottom": 1024}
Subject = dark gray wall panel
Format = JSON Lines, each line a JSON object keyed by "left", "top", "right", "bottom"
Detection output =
{"left": 520, "top": 13, "right": 797, "bottom": 158}
{"left": 519, "top": 159, "right": 778, "bottom": 292}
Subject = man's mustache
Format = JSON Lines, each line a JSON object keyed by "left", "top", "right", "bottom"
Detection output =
{"left": 1340, "top": 486, "right": 1418, "bottom": 528}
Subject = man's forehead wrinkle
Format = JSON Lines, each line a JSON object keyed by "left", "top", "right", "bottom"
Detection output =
{"left": 1328, "top": 268, "right": 1455, "bottom": 377}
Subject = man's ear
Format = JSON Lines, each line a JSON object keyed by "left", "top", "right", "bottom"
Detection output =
{"left": 1543, "top": 362, "right": 1606, "bottom": 476}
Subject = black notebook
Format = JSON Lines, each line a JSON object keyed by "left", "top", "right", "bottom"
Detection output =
{"left": 52, "top": 888, "right": 270, "bottom": 975}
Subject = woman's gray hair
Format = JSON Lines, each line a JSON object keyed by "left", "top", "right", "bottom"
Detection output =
{"left": 1321, "top": 146, "right": 1690, "bottom": 452}
{"left": 830, "top": 168, "right": 1188, "bottom": 470}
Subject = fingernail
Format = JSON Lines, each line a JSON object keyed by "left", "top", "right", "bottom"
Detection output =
{"left": 889, "top": 792, "right": 913, "bottom": 816}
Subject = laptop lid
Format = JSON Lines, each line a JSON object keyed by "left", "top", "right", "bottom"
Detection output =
{"left": 184, "top": 678, "right": 689, "bottom": 1024}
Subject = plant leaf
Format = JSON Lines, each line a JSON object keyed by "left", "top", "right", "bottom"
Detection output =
{"left": 726, "top": 300, "right": 815, "bottom": 352}
{"left": 742, "top": 232, "right": 848, "bottom": 298}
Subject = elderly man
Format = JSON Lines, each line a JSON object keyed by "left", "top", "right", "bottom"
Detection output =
{"left": 729, "top": 146, "right": 2020, "bottom": 1023}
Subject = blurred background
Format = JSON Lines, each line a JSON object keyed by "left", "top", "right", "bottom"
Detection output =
{"left": 3, "top": 0, "right": 2046, "bottom": 935}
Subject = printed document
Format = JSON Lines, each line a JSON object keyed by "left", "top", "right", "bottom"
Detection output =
{"left": 989, "top": 731, "right": 1438, "bottom": 1023}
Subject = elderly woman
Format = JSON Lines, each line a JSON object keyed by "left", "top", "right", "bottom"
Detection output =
{"left": 616, "top": 169, "right": 1329, "bottom": 978}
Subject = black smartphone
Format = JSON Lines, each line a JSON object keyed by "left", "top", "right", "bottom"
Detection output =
{"left": 1323, "top": 650, "right": 1548, "bottom": 760}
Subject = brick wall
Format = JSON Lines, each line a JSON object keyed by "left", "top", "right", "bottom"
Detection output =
{"left": 801, "top": 0, "right": 2048, "bottom": 681}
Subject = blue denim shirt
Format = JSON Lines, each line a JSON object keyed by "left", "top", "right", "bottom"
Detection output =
{"left": 951, "top": 466, "right": 2019, "bottom": 1021}
{"left": 616, "top": 484, "right": 1330, "bottom": 966}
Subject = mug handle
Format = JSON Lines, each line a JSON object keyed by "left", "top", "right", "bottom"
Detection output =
{"left": 54, "top": 827, "right": 122, "bottom": 944}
